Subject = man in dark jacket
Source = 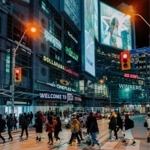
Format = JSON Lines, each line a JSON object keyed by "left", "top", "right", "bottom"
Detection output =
{"left": 0, "top": 114, "right": 6, "bottom": 143}
{"left": 86, "top": 112, "right": 94, "bottom": 134}
{"left": 7, "top": 114, "right": 14, "bottom": 141}
{"left": 20, "top": 113, "right": 29, "bottom": 139}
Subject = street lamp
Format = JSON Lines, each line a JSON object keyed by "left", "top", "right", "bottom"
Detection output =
{"left": 11, "top": 24, "right": 37, "bottom": 117}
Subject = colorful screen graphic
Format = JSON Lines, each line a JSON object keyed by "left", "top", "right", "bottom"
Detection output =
{"left": 100, "top": 2, "right": 132, "bottom": 50}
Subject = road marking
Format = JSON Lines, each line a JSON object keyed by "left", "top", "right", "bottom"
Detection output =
{"left": 125, "top": 140, "right": 140, "bottom": 150}
{"left": 101, "top": 141, "right": 118, "bottom": 149}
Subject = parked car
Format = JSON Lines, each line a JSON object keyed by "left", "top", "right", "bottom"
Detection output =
{"left": 64, "top": 112, "right": 88, "bottom": 128}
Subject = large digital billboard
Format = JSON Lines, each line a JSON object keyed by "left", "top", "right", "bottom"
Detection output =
{"left": 83, "top": 0, "right": 98, "bottom": 77}
{"left": 100, "top": 2, "right": 132, "bottom": 50}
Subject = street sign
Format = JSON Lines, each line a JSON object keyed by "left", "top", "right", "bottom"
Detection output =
{"left": 130, "top": 47, "right": 150, "bottom": 55}
{"left": 130, "top": 54, "right": 139, "bottom": 64}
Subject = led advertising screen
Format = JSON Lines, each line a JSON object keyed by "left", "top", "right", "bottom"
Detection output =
{"left": 100, "top": 2, "right": 132, "bottom": 50}
{"left": 84, "top": 0, "right": 98, "bottom": 77}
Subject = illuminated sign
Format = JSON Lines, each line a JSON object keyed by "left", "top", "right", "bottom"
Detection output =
{"left": 39, "top": 93, "right": 67, "bottom": 100}
{"left": 119, "top": 84, "right": 142, "bottom": 90}
{"left": 67, "top": 31, "right": 78, "bottom": 44}
{"left": 124, "top": 73, "right": 138, "bottom": 79}
{"left": 42, "top": 55, "right": 78, "bottom": 77}
{"left": 74, "top": 96, "right": 82, "bottom": 102}
{"left": 36, "top": 80, "right": 77, "bottom": 92}
{"left": 65, "top": 46, "right": 79, "bottom": 61}
{"left": 41, "top": 1, "right": 50, "bottom": 14}
{"left": 100, "top": 2, "right": 132, "bottom": 50}
{"left": 44, "top": 29, "right": 62, "bottom": 50}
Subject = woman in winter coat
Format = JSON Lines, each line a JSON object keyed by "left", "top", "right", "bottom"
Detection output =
{"left": 122, "top": 114, "right": 136, "bottom": 145}
{"left": 54, "top": 116, "right": 62, "bottom": 141}
{"left": 116, "top": 113, "right": 123, "bottom": 133}
{"left": 108, "top": 111, "right": 118, "bottom": 140}
{"left": 68, "top": 116, "right": 81, "bottom": 145}
{"left": 35, "top": 113, "right": 43, "bottom": 141}
{"left": 46, "top": 116, "right": 55, "bottom": 145}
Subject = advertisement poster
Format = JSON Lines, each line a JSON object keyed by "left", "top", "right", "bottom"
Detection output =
{"left": 100, "top": 2, "right": 132, "bottom": 50}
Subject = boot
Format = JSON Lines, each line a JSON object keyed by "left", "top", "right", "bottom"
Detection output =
{"left": 147, "top": 137, "right": 150, "bottom": 143}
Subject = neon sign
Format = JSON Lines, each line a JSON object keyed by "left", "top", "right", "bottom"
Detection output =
{"left": 124, "top": 73, "right": 138, "bottom": 79}
{"left": 42, "top": 55, "right": 78, "bottom": 77}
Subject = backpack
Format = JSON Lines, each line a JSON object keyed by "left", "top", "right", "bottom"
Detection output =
{"left": 128, "top": 119, "right": 134, "bottom": 128}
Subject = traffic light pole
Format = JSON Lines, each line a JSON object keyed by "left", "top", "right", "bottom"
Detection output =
{"left": 11, "top": 30, "right": 27, "bottom": 117}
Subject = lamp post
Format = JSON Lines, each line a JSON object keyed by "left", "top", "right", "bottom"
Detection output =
{"left": 11, "top": 26, "right": 37, "bottom": 117}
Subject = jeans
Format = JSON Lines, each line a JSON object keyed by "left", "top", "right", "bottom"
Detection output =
{"left": 8, "top": 128, "right": 12, "bottom": 139}
{"left": 91, "top": 132, "right": 99, "bottom": 145}
{"left": 69, "top": 133, "right": 81, "bottom": 144}
{"left": 0, "top": 132, "right": 5, "bottom": 141}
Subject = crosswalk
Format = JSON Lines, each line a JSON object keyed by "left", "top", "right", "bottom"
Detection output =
{"left": 0, "top": 129, "right": 145, "bottom": 150}
{"left": 101, "top": 139, "right": 140, "bottom": 150}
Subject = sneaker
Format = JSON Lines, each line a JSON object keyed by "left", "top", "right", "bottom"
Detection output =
{"left": 39, "top": 138, "right": 41, "bottom": 141}
{"left": 131, "top": 141, "right": 136, "bottom": 145}
{"left": 36, "top": 137, "right": 38, "bottom": 141}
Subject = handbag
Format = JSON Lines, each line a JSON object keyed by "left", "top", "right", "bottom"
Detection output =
{"left": 144, "top": 121, "right": 148, "bottom": 128}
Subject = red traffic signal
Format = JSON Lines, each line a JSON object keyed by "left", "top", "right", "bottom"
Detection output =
{"left": 120, "top": 51, "right": 131, "bottom": 70}
{"left": 14, "top": 67, "right": 22, "bottom": 82}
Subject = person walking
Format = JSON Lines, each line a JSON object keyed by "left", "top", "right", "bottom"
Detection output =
{"left": 0, "top": 114, "right": 6, "bottom": 143}
{"left": 86, "top": 112, "right": 94, "bottom": 134}
{"left": 89, "top": 116, "right": 101, "bottom": 148}
{"left": 7, "top": 114, "right": 14, "bottom": 141}
{"left": 145, "top": 112, "right": 150, "bottom": 142}
{"left": 20, "top": 113, "right": 29, "bottom": 139}
{"left": 122, "top": 114, "right": 136, "bottom": 145}
{"left": 46, "top": 116, "right": 55, "bottom": 145}
{"left": 13, "top": 114, "right": 18, "bottom": 130}
{"left": 108, "top": 111, "right": 118, "bottom": 140}
{"left": 35, "top": 112, "right": 43, "bottom": 141}
{"left": 116, "top": 113, "right": 123, "bottom": 133}
{"left": 68, "top": 116, "right": 81, "bottom": 145}
{"left": 54, "top": 116, "right": 62, "bottom": 141}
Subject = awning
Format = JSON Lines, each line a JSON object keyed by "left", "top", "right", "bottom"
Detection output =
{"left": 0, "top": 89, "right": 39, "bottom": 100}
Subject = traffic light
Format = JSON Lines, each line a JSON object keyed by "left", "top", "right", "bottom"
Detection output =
{"left": 120, "top": 51, "right": 131, "bottom": 70}
{"left": 14, "top": 67, "right": 22, "bottom": 82}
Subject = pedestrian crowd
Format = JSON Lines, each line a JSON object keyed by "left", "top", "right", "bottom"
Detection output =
{"left": 0, "top": 110, "right": 150, "bottom": 149}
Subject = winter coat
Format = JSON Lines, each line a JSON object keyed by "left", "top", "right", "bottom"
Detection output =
{"left": 109, "top": 116, "right": 117, "bottom": 130}
{"left": 0, "top": 118, "right": 6, "bottom": 132}
{"left": 86, "top": 115, "right": 94, "bottom": 134}
{"left": 35, "top": 117, "right": 43, "bottom": 133}
{"left": 70, "top": 118, "right": 80, "bottom": 134}
{"left": 20, "top": 116, "right": 29, "bottom": 127}
{"left": 117, "top": 116, "right": 123, "bottom": 129}
{"left": 55, "top": 120, "right": 62, "bottom": 132}
{"left": 89, "top": 117, "right": 99, "bottom": 133}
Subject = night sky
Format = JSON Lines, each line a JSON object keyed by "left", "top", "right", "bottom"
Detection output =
{"left": 101, "top": 0, "right": 150, "bottom": 48}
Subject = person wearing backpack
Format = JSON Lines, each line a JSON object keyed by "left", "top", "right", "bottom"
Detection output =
{"left": 122, "top": 114, "right": 136, "bottom": 145}
{"left": 0, "top": 114, "right": 6, "bottom": 143}
{"left": 7, "top": 114, "right": 14, "bottom": 141}
{"left": 68, "top": 116, "right": 81, "bottom": 145}
{"left": 20, "top": 113, "right": 29, "bottom": 139}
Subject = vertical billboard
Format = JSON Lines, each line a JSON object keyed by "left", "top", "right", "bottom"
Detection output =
{"left": 83, "top": 0, "right": 98, "bottom": 77}
{"left": 60, "top": 0, "right": 81, "bottom": 30}
{"left": 100, "top": 2, "right": 132, "bottom": 50}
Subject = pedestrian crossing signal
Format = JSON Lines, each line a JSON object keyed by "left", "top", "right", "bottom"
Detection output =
{"left": 14, "top": 67, "right": 22, "bottom": 82}
{"left": 120, "top": 51, "right": 131, "bottom": 70}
